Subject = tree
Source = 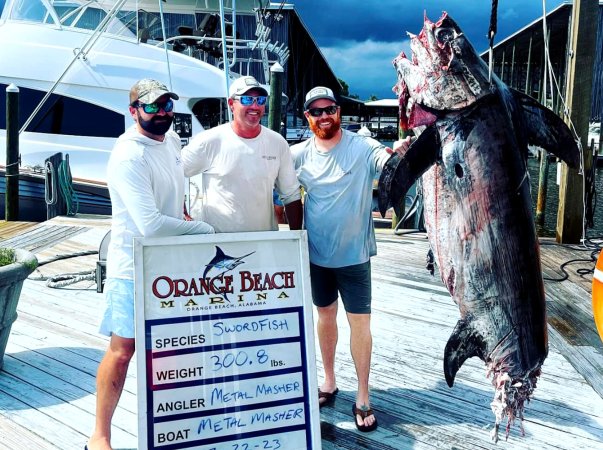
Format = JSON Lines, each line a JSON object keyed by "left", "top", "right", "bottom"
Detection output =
{"left": 338, "top": 78, "right": 360, "bottom": 99}
{"left": 338, "top": 78, "right": 350, "bottom": 96}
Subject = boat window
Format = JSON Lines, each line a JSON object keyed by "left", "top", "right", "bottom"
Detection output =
{"left": 8, "top": 0, "right": 51, "bottom": 23}
{"left": 0, "top": 84, "right": 125, "bottom": 138}
{"left": 53, "top": 4, "right": 104, "bottom": 29}
{"left": 137, "top": 10, "right": 195, "bottom": 42}
{"left": 192, "top": 98, "right": 228, "bottom": 130}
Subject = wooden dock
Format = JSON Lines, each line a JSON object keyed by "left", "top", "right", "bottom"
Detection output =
{"left": 0, "top": 216, "right": 602, "bottom": 450}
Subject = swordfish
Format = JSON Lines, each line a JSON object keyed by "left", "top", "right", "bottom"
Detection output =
{"left": 378, "top": 12, "right": 581, "bottom": 440}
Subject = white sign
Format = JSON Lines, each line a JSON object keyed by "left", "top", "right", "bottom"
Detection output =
{"left": 134, "top": 231, "right": 321, "bottom": 450}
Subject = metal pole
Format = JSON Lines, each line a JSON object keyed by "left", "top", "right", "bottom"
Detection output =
{"left": 5, "top": 84, "right": 19, "bottom": 221}
{"left": 219, "top": 0, "right": 233, "bottom": 122}
{"left": 19, "top": 0, "right": 128, "bottom": 134}
{"left": 524, "top": 34, "right": 533, "bottom": 95}
{"left": 268, "top": 62, "right": 283, "bottom": 134}
{"left": 535, "top": 151, "right": 550, "bottom": 226}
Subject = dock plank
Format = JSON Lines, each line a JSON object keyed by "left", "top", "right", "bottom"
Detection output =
{"left": 0, "top": 217, "right": 602, "bottom": 449}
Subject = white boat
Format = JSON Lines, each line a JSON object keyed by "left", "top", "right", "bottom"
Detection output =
{"left": 0, "top": 0, "right": 290, "bottom": 220}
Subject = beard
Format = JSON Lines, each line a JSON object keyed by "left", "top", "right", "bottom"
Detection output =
{"left": 309, "top": 115, "right": 341, "bottom": 139}
{"left": 137, "top": 111, "right": 174, "bottom": 136}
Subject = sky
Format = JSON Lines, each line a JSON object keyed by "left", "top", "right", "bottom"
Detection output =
{"left": 288, "top": 0, "right": 568, "bottom": 100}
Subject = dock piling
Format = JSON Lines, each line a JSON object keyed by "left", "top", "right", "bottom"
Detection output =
{"left": 5, "top": 84, "right": 20, "bottom": 221}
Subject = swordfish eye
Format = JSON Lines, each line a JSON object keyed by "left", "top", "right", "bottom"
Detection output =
{"left": 434, "top": 27, "right": 456, "bottom": 44}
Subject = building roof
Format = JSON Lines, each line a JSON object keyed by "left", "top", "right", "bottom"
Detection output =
{"left": 365, "top": 99, "right": 398, "bottom": 107}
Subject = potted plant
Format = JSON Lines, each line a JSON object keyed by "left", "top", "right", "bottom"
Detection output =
{"left": 0, "top": 248, "right": 38, "bottom": 370}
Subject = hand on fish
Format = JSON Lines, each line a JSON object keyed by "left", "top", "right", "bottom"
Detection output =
{"left": 387, "top": 135, "right": 414, "bottom": 155}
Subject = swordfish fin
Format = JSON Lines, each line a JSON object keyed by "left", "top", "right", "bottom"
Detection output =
{"left": 443, "top": 318, "right": 485, "bottom": 387}
{"left": 202, "top": 246, "right": 227, "bottom": 278}
{"left": 511, "top": 88, "right": 581, "bottom": 169}
{"left": 377, "top": 124, "right": 440, "bottom": 216}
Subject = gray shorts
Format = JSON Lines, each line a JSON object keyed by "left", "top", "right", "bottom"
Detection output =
{"left": 309, "top": 261, "right": 372, "bottom": 314}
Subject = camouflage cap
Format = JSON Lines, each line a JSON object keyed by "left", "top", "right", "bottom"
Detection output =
{"left": 129, "top": 79, "right": 179, "bottom": 105}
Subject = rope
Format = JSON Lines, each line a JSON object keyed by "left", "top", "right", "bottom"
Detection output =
{"left": 58, "top": 156, "right": 79, "bottom": 216}
{"left": 540, "top": 236, "right": 602, "bottom": 282}
{"left": 44, "top": 160, "right": 57, "bottom": 205}
{"left": 28, "top": 250, "right": 99, "bottom": 289}
{"left": 487, "top": 0, "right": 499, "bottom": 84}
{"left": 37, "top": 250, "right": 98, "bottom": 266}
{"left": 46, "top": 271, "right": 96, "bottom": 288}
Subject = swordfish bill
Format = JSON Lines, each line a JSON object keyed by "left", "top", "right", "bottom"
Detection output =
{"left": 379, "top": 12, "right": 580, "bottom": 440}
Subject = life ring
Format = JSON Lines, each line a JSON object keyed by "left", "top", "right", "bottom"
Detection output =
{"left": 592, "top": 250, "right": 603, "bottom": 342}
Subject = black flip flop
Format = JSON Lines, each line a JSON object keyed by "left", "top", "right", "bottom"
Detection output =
{"left": 352, "top": 404, "right": 378, "bottom": 432}
{"left": 318, "top": 387, "right": 339, "bottom": 408}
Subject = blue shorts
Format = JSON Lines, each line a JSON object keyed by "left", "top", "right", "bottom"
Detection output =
{"left": 309, "top": 261, "right": 372, "bottom": 314}
{"left": 273, "top": 189, "right": 284, "bottom": 206}
{"left": 99, "top": 278, "right": 135, "bottom": 338}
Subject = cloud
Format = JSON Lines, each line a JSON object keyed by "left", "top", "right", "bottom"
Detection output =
{"left": 321, "top": 38, "right": 410, "bottom": 100}
{"left": 291, "top": 0, "right": 566, "bottom": 100}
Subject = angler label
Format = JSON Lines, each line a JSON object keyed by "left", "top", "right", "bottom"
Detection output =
{"left": 133, "top": 232, "right": 320, "bottom": 450}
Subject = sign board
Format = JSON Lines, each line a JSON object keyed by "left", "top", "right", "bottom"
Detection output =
{"left": 133, "top": 231, "right": 321, "bottom": 450}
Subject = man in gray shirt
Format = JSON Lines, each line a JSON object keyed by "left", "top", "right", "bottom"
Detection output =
{"left": 291, "top": 86, "right": 410, "bottom": 432}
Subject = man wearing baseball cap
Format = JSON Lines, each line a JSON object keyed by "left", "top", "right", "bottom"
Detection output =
{"left": 86, "top": 79, "right": 214, "bottom": 450}
{"left": 291, "top": 86, "right": 412, "bottom": 433}
{"left": 181, "top": 75, "right": 302, "bottom": 232}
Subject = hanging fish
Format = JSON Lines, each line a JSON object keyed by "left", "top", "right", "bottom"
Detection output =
{"left": 378, "top": 12, "right": 581, "bottom": 441}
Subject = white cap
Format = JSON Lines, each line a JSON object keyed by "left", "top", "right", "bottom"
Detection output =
{"left": 229, "top": 76, "right": 268, "bottom": 98}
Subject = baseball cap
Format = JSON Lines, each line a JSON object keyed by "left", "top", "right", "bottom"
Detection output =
{"left": 129, "top": 79, "right": 179, "bottom": 105}
{"left": 228, "top": 76, "right": 268, "bottom": 98}
{"left": 304, "top": 86, "right": 337, "bottom": 110}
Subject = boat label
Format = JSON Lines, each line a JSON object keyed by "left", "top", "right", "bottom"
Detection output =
{"left": 133, "top": 231, "right": 320, "bottom": 450}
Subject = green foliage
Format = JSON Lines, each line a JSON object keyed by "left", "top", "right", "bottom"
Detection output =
{"left": 338, "top": 78, "right": 350, "bottom": 96}
{"left": 0, "top": 248, "right": 15, "bottom": 267}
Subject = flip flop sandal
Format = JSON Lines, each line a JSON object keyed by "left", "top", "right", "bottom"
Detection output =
{"left": 318, "top": 387, "right": 339, "bottom": 408}
{"left": 352, "top": 404, "right": 378, "bottom": 432}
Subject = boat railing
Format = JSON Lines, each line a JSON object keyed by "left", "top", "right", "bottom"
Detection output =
{"left": 19, "top": 0, "right": 130, "bottom": 134}
{"left": 157, "top": 34, "right": 288, "bottom": 66}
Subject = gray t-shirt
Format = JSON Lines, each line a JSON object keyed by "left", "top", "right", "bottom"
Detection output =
{"left": 291, "top": 130, "right": 391, "bottom": 267}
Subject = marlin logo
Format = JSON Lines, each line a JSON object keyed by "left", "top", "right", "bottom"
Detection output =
{"left": 203, "top": 246, "right": 255, "bottom": 278}
{"left": 203, "top": 246, "right": 255, "bottom": 302}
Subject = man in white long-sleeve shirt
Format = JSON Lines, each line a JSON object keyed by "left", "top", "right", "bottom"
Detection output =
{"left": 86, "top": 79, "right": 214, "bottom": 450}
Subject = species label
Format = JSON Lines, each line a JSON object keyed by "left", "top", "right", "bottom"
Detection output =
{"left": 133, "top": 231, "right": 320, "bottom": 450}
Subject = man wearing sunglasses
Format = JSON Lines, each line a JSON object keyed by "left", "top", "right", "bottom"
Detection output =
{"left": 181, "top": 75, "right": 302, "bottom": 232}
{"left": 291, "top": 86, "right": 411, "bottom": 433}
{"left": 87, "top": 79, "right": 215, "bottom": 450}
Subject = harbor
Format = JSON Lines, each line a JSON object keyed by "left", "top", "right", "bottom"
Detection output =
{"left": 1, "top": 1, "right": 603, "bottom": 448}
{"left": 0, "top": 216, "right": 601, "bottom": 449}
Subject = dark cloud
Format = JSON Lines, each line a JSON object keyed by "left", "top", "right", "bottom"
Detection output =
{"left": 290, "top": 0, "right": 566, "bottom": 99}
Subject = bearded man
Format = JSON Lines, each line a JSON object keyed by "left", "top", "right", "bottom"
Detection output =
{"left": 86, "top": 79, "right": 215, "bottom": 450}
{"left": 291, "top": 86, "right": 410, "bottom": 433}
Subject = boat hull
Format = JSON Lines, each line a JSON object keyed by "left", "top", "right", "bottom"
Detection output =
{"left": 0, "top": 169, "right": 111, "bottom": 221}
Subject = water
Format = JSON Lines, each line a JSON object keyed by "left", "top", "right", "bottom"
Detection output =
{"left": 527, "top": 157, "right": 603, "bottom": 238}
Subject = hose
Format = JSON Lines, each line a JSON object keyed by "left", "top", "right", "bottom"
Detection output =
{"left": 58, "top": 155, "right": 79, "bottom": 216}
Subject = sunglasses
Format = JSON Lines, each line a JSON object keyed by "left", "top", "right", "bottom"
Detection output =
{"left": 233, "top": 95, "right": 268, "bottom": 106}
{"left": 133, "top": 99, "right": 174, "bottom": 114}
{"left": 307, "top": 105, "right": 338, "bottom": 117}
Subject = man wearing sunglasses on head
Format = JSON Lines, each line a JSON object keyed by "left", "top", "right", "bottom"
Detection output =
{"left": 181, "top": 75, "right": 302, "bottom": 232}
{"left": 291, "top": 86, "right": 412, "bottom": 433}
{"left": 86, "top": 79, "right": 215, "bottom": 450}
